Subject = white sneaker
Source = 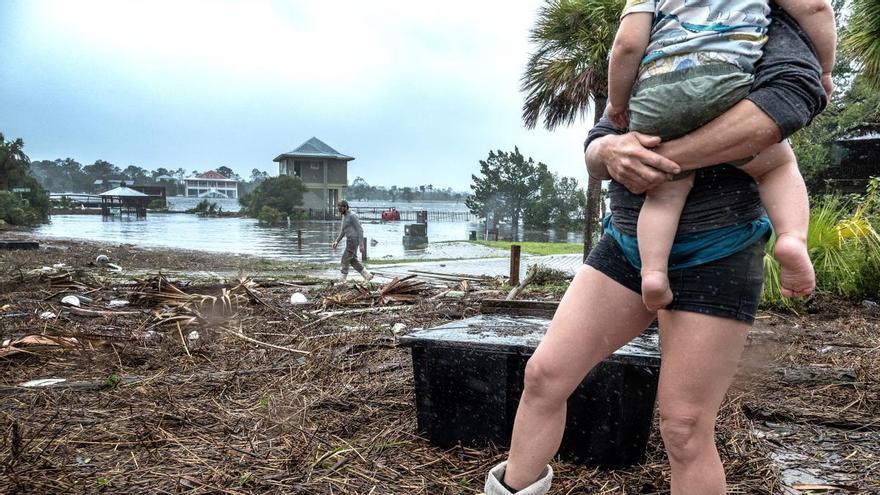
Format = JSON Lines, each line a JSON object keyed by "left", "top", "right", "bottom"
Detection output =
{"left": 337, "top": 273, "right": 348, "bottom": 285}
{"left": 360, "top": 269, "right": 373, "bottom": 282}
{"left": 485, "top": 462, "right": 552, "bottom": 495}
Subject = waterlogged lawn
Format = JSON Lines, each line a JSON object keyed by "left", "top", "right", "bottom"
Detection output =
{"left": 469, "top": 240, "right": 583, "bottom": 256}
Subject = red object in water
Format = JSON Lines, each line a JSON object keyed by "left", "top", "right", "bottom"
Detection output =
{"left": 381, "top": 208, "right": 401, "bottom": 221}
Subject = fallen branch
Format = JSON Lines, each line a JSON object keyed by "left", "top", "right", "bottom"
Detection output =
{"left": 404, "top": 270, "right": 486, "bottom": 282}
{"left": 224, "top": 326, "right": 310, "bottom": 355}
{"left": 315, "top": 305, "right": 415, "bottom": 317}
{"left": 0, "top": 367, "right": 296, "bottom": 396}
{"left": 506, "top": 264, "right": 539, "bottom": 301}
{"left": 67, "top": 306, "right": 141, "bottom": 317}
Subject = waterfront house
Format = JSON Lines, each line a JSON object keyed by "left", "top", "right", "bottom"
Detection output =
{"left": 817, "top": 124, "right": 880, "bottom": 194}
{"left": 274, "top": 137, "right": 354, "bottom": 211}
{"left": 184, "top": 170, "right": 239, "bottom": 199}
{"left": 92, "top": 179, "right": 125, "bottom": 194}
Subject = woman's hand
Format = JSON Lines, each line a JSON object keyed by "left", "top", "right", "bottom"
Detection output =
{"left": 587, "top": 132, "right": 681, "bottom": 194}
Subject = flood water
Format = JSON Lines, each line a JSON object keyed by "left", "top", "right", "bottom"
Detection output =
{"left": 34, "top": 214, "right": 500, "bottom": 262}
{"left": 164, "top": 198, "right": 472, "bottom": 214}
{"left": 35, "top": 200, "right": 585, "bottom": 262}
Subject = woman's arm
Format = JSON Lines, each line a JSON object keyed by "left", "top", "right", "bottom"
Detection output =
{"left": 586, "top": 100, "right": 779, "bottom": 193}
{"left": 774, "top": 0, "right": 836, "bottom": 75}
{"left": 585, "top": 5, "right": 827, "bottom": 192}
{"left": 655, "top": 99, "right": 781, "bottom": 172}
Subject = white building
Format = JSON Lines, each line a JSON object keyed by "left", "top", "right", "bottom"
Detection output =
{"left": 184, "top": 170, "right": 239, "bottom": 199}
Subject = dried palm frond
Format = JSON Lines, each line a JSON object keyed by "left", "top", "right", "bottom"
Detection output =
{"left": 136, "top": 273, "right": 258, "bottom": 329}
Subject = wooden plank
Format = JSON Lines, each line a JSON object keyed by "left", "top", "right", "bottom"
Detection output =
{"left": 509, "top": 245, "right": 521, "bottom": 286}
{"left": 0, "top": 240, "right": 39, "bottom": 250}
{"left": 481, "top": 298, "right": 559, "bottom": 317}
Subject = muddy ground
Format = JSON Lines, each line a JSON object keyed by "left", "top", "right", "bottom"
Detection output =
{"left": 0, "top": 238, "right": 877, "bottom": 494}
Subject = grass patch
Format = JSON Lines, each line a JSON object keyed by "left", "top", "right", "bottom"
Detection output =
{"left": 470, "top": 240, "right": 583, "bottom": 256}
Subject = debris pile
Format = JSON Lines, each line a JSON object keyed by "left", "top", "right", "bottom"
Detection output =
{"left": 0, "top": 243, "right": 877, "bottom": 494}
{"left": 321, "top": 274, "right": 432, "bottom": 308}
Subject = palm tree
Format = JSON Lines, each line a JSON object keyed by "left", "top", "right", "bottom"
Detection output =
{"left": 0, "top": 133, "right": 30, "bottom": 191}
{"left": 522, "top": 0, "right": 623, "bottom": 260}
{"left": 842, "top": 0, "right": 880, "bottom": 90}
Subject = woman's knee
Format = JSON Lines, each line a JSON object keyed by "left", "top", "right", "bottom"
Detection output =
{"left": 522, "top": 356, "right": 575, "bottom": 404}
{"left": 659, "top": 409, "right": 714, "bottom": 464}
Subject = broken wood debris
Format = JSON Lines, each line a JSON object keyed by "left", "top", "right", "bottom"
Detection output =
{"left": 0, "top": 335, "right": 79, "bottom": 358}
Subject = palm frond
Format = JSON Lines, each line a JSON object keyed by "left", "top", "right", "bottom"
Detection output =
{"left": 842, "top": 0, "right": 880, "bottom": 90}
{"left": 521, "top": 0, "right": 624, "bottom": 129}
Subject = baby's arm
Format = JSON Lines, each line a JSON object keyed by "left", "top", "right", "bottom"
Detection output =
{"left": 607, "top": 12, "right": 653, "bottom": 128}
{"left": 774, "top": 0, "right": 836, "bottom": 97}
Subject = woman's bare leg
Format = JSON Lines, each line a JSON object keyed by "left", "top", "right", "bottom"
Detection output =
{"left": 503, "top": 265, "right": 656, "bottom": 489}
{"left": 656, "top": 310, "right": 750, "bottom": 494}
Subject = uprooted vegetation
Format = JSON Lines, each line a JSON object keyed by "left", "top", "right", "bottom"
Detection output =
{"left": 0, "top": 251, "right": 878, "bottom": 493}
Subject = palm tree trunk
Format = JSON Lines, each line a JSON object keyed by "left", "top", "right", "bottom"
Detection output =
{"left": 583, "top": 95, "right": 606, "bottom": 262}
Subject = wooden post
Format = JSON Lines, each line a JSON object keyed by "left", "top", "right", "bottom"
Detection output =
{"left": 297, "top": 230, "right": 303, "bottom": 249}
{"left": 510, "top": 244, "right": 521, "bottom": 286}
{"left": 361, "top": 237, "right": 368, "bottom": 260}
{"left": 494, "top": 229, "right": 499, "bottom": 241}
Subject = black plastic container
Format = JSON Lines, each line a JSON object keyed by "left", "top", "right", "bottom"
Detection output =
{"left": 399, "top": 314, "right": 660, "bottom": 468}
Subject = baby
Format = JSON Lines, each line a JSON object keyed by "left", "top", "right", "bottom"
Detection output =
{"left": 606, "top": 0, "right": 836, "bottom": 310}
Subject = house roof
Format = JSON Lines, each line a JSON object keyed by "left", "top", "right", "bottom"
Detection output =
{"left": 197, "top": 170, "right": 227, "bottom": 179}
{"left": 837, "top": 124, "right": 880, "bottom": 142}
{"left": 184, "top": 170, "right": 237, "bottom": 182}
{"left": 273, "top": 137, "right": 355, "bottom": 162}
{"left": 184, "top": 176, "right": 238, "bottom": 182}
{"left": 99, "top": 186, "right": 149, "bottom": 197}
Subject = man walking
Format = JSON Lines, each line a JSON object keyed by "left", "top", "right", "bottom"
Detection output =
{"left": 331, "top": 200, "right": 372, "bottom": 284}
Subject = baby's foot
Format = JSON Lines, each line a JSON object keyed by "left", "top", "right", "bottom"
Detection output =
{"left": 641, "top": 269, "right": 673, "bottom": 311}
{"left": 774, "top": 233, "right": 815, "bottom": 298}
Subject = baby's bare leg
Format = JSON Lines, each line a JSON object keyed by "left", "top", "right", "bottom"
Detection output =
{"left": 638, "top": 174, "right": 694, "bottom": 311}
{"left": 740, "top": 142, "right": 815, "bottom": 297}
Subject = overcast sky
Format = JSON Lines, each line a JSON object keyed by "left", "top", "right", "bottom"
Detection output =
{"left": 0, "top": 0, "right": 596, "bottom": 190}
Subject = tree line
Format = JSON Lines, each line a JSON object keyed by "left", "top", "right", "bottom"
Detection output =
{"left": 466, "top": 147, "right": 587, "bottom": 236}
{"left": 347, "top": 179, "right": 466, "bottom": 203}
{"left": 26, "top": 158, "right": 274, "bottom": 198}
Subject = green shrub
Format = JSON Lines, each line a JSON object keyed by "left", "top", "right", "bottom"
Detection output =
{"left": 187, "top": 199, "right": 218, "bottom": 216}
{"left": 148, "top": 198, "right": 166, "bottom": 210}
{"left": 530, "top": 264, "right": 572, "bottom": 285}
{"left": 241, "top": 175, "right": 306, "bottom": 218}
{"left": 763, "top": 179, "right": 880, "bottom": 308}
{"left": 0, "top": 191, "right": 41, "bottom": 225}
{"left": 51, "top": 196, "right": 75, "bottom": 209}
{"left": 257, "top": 206, "right": 282, "bottom": 226}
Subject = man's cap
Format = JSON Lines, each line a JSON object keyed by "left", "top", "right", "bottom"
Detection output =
{"left": 337, "top": 200, "right": 349, "bottom": 208}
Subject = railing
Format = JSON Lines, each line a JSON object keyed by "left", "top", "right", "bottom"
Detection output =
{"left": 49, "top": 193, "right": 102, "bottom": 207}
{"left": 350, "top": 207, "right": 472, "bottom": 222}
